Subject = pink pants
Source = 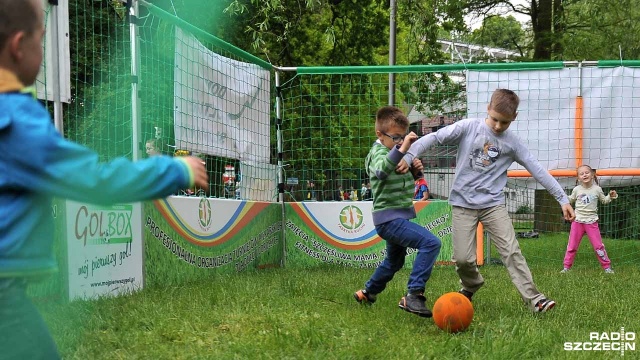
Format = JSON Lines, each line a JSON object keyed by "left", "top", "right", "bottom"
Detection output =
{"left": 563, "top": 221, "right": 611, "bottom": 269}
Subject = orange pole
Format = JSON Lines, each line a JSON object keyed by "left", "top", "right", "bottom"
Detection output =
{"left": 508, "top": 169, "right": 577, "bottom": 177}
{"left": 508, "top": 168, "right": 640, "bottom": 178}
{"left": 595, "top": 169, "right": 640, "bottom": 176}
{"left": 476, "top": 222, "right": 484, "bottom": 266}
{"left": 575, "top": 96, "right": 584, "bottom": 168}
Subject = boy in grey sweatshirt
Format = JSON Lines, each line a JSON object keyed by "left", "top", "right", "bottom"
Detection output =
{"left": 402, "top": 89, "right": 575, "bottom": 313}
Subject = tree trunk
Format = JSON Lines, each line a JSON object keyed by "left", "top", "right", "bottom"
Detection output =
{"left": 551, "top": 0, "right": 564, "bottom": 58}
{"left": 532, "top": 0, "right": 553, "bottom": 60}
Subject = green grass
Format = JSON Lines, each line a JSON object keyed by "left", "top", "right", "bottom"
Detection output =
{"left": 38, "top": 237, "right": 640, "bottom": 360}
{"left": 514, "top": 232, "right": 640, "bottom": 266}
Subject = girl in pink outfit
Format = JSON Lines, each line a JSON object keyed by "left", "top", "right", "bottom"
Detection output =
{"left": 562, "top": 165, "right": 618, "bottom": 273}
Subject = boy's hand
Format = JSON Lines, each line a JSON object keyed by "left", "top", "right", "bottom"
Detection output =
{"left": 609, "top": 190, "right": 618, "bottom": 199}
{"left": 396, "top": 160, "right": 409, "bottom": 173}
{"left": 411, "top": 158, "right": 424, "bottom": 173}
{"left": 561, "top": 203, "right": 575, "bottom": 221}
{"left": 399, "top": 132, "right": 418, "bottom": 153}
{"left": 182, "top": 156, "right": 209, "bottom": 189}
{"left": 410, "top": 158, "right": 424, "bottom": 179}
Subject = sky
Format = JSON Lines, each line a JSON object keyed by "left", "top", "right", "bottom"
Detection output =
{"left": 465, "top": 0, "right": 530, "bottom": 30}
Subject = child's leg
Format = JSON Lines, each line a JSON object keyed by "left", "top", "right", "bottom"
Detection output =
{"left": 370, "top": 219, "right": 441, "bottom": 294}
{"left": 563, "top": 221, "right": 586, "bottom": 269}
{"left": 0, "top": 278, "right": 60, "bottom": 359}
{"left": 364, "top": 221, "right": 408, "bottom": 294}
{"left": 399, "top": 220, "right": 441, "bottom": 293}
{"left": 479, "top": 205, "right": 544, "bottom": 305}
{"left": 583, "top": 222, "right": 611, "bottom": 269}
{"left": 451, "top": 206, "right": 484, "bottom": 293}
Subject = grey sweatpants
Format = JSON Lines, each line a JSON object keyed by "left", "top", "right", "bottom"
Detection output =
{"left": 452, "top": 205, "right": 546, "bottom": 307}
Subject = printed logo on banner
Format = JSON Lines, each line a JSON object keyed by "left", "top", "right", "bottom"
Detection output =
{"left": 74, "top": 204, "right": 133, "bottom": 246}
{"left": 338, "top": 205, "right": 365, "bottom": 234}
{"left": 198, "top": 197, "right": 213, "bottom": 231}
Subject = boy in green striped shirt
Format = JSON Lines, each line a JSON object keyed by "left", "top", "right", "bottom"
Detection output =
{"left": 354, "top": 106, "right": 442, "bottom": 317}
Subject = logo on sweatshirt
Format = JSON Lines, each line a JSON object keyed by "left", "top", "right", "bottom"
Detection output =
{"left": 338, "top": 205, "right": 364, "bottom": 234}
{"left": 469, "top": 139, "right": 501, "bottom": 172}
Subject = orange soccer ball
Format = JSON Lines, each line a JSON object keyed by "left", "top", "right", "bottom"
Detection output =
{"left": 432, "top": 292, "right": 474, "bottom": 333}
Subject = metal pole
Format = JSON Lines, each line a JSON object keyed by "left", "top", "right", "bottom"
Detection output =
{"left": 50, "top": 2, "right": 64, "bottom": 133}
{"left": 388, "top": 0, "right": 396, "bottom": 106}
{"left": 129, "top": 0, "right": 146, "bottom": 288}
{"left": 275, "top": 71, "right": 286, "bottom": 267}
{"left": 130, "top": 0, "right": 142, "bottom": 161}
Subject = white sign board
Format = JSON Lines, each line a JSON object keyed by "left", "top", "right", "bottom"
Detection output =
{"left": 66, "top": 201, "right": 143, "bottom": 300}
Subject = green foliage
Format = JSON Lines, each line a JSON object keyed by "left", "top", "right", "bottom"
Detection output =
{"left": 67, "top": 1, "right": 133, "bottom": 159}
{"left": 463, "top": 0, "right": 640, "bottom": 60}
{"left": 468, "top": 15, "right": 525, "bottom": 53}
{"left": 561, "top": 0, "right": 640, "bottom": 60}
{"left": 397, "top": 0, "right": 467, "bottom": 65}
{"left": 515, "top": 204, "right": 533, "bottom": 214}
{"left": 600, "top": 185, "right": 640, "bottom": 239}
{"left": 281, "top": 73, "right": 384, "bottom": 196}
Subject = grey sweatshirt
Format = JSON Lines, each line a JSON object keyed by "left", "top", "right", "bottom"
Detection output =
{"left": 404, "top": 118, "right": 569, "bottom": 209}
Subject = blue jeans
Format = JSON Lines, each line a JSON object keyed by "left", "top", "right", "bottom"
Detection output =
{"left": 365, "top": 218, "right": 441, "bottom": 294}
{"left": 0, "top": 278, "right": 60, "bottom": 360}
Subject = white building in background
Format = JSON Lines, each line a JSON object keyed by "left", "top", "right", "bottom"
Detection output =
{"left": 437, "top": 39, "right": 520, "bottom": 64}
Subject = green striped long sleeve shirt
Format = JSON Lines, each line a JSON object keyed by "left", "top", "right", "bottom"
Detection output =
{"left": 366, "top": 141, "right": 416, "bottom": 226}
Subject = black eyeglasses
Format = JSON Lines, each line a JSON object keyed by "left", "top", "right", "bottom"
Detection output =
{"left": 382, "top": 131, "right": 405, "bottom": 144}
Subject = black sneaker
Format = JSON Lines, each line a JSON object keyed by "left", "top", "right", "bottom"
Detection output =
{"left": 398, "top": 293, "right": 432, "bottom": 318}
{"left": 533, "top": 298, "right": 556, "bottom": 313}
{"left": 459, "top": 289, "right": 474, "bottom": 302}
{"left": 354, "top": 289, "right": 377, "bottom": 304}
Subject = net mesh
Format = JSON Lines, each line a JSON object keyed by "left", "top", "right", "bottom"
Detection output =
{"left": 62, "top": 2, "right": 275, "bottom": 200}
{"left": 40, "top": 2, "right": 639, "bottom": 268}
{"left": 279, "top": 67, "right": 640, "bottom": 265}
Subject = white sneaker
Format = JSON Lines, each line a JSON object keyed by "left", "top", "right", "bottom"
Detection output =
{"left": 533, "top": 298, "right": 556, "bottom": 313}
{"left": 560, "top": 268, "right": 570, "bottom": 273}
{"left": 604, "top": 268, "right": 614, "bottom": 274}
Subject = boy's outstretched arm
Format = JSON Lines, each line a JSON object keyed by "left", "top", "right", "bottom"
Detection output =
{"left": 3, "top": 98, "right": 208, "bottom": 204}
{"left": 397, "top": 119, "right": 467, "bottom": 172}
{"left": 397, "top": 133, "right": 438, "bottom": 172}
{"left": 179, "top": 156, "right": 209, "bottom": 189}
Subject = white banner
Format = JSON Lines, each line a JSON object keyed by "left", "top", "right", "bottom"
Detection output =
{"left": 36, "top": 0, "right": 71, "bottom": 103}
{"left": 467, "top": 67, "right": 640, "bottom": 187}
{"left": 66, "top": 201, "right": 143, "bottom": 300}
{"left": 174, "top": 28, "right": 270, "bottom": 162}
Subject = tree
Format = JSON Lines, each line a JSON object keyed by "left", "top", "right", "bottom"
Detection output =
{"left": 465, "top": 0, "right": 563, "bottom": 60}
{"left": 465, "top": 0, "right": 640, "bottom": 61}
{"left": 560, "top": 0, "right": 640, "bottom": 60}
{"left": 469, "top": 15, "right": 526, "bottom": 55}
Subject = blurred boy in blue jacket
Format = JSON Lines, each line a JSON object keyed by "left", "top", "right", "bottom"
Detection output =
{"left": 0, "top": 0, "right": 209, "bottom": 358}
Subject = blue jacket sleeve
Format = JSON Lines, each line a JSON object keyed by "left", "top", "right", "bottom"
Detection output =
{"left": 1, "top": 96, "right": 193, "bottom": 205}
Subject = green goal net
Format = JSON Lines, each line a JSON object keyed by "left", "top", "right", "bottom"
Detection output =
{"left": 278, "top": 63, "right": 640, "bottom": 266}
